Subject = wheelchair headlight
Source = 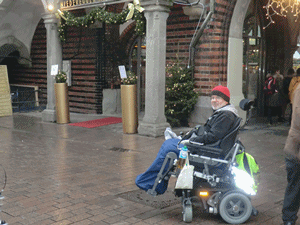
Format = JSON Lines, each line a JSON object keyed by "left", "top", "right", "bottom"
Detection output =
{"left": 199, "top": 191, "right": 209, "bottom": 197}
{"left": 232, "top": 167, "right": 256, "bottom": 196}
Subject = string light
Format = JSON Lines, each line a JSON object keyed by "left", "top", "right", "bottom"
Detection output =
{"left": 263, "top": 0, "right": 300, "bottom": 29}
{"left": 58, "top": 7, "right": 146, "bottom": 42}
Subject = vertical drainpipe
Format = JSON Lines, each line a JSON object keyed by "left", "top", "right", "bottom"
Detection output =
{"left": 188, "top": 0, "right": 215, "bottom": 80}
{"left": 96, "top": 27, "right": 105, "bottom": 114}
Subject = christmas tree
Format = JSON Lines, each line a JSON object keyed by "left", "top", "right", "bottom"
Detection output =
{"left": 165, "top": 63, "right": 199, "bottom": 127}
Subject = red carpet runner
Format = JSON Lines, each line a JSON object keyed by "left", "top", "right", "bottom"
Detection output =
{"left": 68, "top": 117, "right": 122, "bottom": 128}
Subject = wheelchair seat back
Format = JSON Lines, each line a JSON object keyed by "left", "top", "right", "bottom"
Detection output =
{"left": 219, "top": 117, "right": 242, "bottom": 158}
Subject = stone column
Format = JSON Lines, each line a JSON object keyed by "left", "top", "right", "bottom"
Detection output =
{"left": 138, "top": 0, "right": 172, "bottom": 137}
{"left": 42, "top": 13, "right": 62, "bottom": 122}
{"left": 227, "top": 0, "right": 251, "bottom": 123}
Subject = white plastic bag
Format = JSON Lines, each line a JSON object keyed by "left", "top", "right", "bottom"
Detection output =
{"left": 175, "top": 155, "right": 194, "bottom": 189}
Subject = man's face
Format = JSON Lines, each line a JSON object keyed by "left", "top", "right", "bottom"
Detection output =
{"left": 210, "top": 95, "right": 228, "bottom": 110}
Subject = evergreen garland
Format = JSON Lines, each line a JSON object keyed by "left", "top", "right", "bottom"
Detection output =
{"left": 57, "top": 7, "right": 146, "bottom": 42}
{"left": 165, "top": 63, "right": 199, "bottom": 127}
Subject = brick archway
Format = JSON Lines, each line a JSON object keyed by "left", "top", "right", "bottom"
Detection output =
{"left": 0, "top": 37, "right": 31, "bottom": 67}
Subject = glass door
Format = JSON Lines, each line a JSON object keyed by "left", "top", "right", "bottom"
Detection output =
{"left": 243, "top": 0, "right": 265, "bottom": 116}
{"left": 243, "top": 37, "right": 261, "bottom": 100}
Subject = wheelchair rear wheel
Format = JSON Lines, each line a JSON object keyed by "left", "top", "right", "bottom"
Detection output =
{"left": 182, "top": 204, "right": 192, "bottom": 223}
{"left": 219, "top": 192, "right": 252, "bottom": 224}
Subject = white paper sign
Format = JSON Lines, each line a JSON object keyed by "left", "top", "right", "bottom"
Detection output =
{"left": 118, "top": 65, "right": 127, "bottom": 79}
{"left": 51, "top": 65, "right": 58, "bottom": 76}
{"left": 63, "top": 60, "right": 71, "bottom": 86}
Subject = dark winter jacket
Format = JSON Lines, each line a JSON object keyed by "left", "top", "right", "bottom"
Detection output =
{"left": 189, "top": 104, "right": 239, "bottom": 144}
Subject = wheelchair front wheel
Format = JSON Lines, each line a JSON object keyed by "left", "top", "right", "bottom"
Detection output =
{"left": 219, "top": 192, "right": 252, "bottom": 224}
{"left": 182, "top": 204, "right": 192, "bottom": 223}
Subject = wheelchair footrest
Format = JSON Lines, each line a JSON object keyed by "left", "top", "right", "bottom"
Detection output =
{"left": 147, "top": 189, "right": 157, "bottom": 197}
{"left": 146, "top": 152, "right": 177, "bottom": 197}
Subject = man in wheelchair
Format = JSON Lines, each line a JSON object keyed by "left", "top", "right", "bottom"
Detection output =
{"left": 135, "top": 85, "right": 240, "bottom": 195}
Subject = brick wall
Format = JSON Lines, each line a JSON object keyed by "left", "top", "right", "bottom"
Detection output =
{"left": 167, "top": 0, "right": 237, "bottom": 95}
{"left": 9, "top": 0, "right": 238, "bottom": 114}
{"left": 63, "top": 25, "right": 105, "bottom": 114}
{"left": 9, "top": 6, "right": 128, "bottom": 114}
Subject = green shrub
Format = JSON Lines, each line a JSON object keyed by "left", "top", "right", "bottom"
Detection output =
{"left": 165, "top": 63, "right": 199, "bottom": 127}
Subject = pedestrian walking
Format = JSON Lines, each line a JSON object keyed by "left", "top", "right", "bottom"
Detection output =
{"left": 282, "top": 84, "right": 300, "bottom": 225}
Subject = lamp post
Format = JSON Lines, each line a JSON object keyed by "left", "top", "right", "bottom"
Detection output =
{"left": 41, "top": 0, "right": 63, "bottom": 122}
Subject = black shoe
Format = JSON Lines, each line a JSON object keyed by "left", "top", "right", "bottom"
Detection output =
{"left": 284, "top": 221, "right": 295, "bottom": 225}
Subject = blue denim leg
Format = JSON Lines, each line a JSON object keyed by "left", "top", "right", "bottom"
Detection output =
{"left": 135, "top": 138, "right": 181, "bottom": 195}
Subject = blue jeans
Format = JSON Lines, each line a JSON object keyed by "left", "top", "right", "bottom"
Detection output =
{"left": 282, "top": 156, "right": 300, "bottom": 222}
{"left": 135, "top": 138, "right": 182, "bottom": 195}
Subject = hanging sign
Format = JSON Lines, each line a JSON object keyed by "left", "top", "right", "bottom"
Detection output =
{"left": 0, "top": 65, "right": 12, "bottom": 117}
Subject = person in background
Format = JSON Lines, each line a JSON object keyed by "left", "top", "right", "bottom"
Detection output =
{"left": 282, "top": 84, "right": 300, "bottom": 225}
{"left": 265, "top": 68, "right": 284, "bottom": 124}
{"left": 283, "top": 68, "right": 294, "bottom": 124}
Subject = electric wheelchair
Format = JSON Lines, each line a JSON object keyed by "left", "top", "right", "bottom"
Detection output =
{"left": 147, "top": 99, "right": 258, "bottom": 224}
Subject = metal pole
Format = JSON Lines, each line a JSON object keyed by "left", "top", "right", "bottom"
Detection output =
{"left": 137, "top": 36, "right": 142, "bottom": 112}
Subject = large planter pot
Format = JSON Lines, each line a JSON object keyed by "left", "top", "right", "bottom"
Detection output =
{"left": 54, "top": 83, "right": 70, "bottom": 124}
{"left": 121, "top": 84, "right": 138, "bottom": 134}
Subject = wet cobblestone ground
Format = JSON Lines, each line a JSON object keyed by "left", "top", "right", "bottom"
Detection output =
{"left": 0, "top": 113, "right": 293, "bottom": 225}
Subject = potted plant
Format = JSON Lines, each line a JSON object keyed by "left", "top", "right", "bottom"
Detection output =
{"left": 55, "top": 70, "right": 67, "bottom": 83}
{"left": 54, "top": 70, "right": 70, "bottom": 124}
{"left": 121, "top": 70, "right": 138, "bottom": 133}
{"left": 122, "top": 71, "right": 137, "bottom": 85}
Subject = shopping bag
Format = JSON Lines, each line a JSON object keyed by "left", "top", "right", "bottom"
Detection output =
{"left": 175, "top": 155, "right": 194, "bottom": 189}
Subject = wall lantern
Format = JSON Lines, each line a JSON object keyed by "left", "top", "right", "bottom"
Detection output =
{"left": 41, "top": 0, "right": 59, "bottom": 13}
{"left": 263, "top": 0, "right": 300, "bottom": 29}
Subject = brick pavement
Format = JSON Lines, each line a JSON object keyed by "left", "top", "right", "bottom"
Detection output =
{"left": 0, "top": 113, "right": 293, "bottom": 225}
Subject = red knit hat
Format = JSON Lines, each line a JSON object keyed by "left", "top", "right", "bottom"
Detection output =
{"left": 210, "top": 85, "right": 230, "bottom": 102}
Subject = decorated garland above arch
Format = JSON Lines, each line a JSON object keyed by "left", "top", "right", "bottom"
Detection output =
{"left": 57, "top": 7, "right": 146, "bottom": 42}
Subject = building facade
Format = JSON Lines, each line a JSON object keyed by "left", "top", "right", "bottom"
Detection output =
{"left": 0, "top": 0, "right": 299, "bottom": 135}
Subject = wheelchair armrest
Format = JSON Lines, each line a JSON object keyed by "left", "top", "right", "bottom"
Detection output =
{"left": 186, "top": 141, "right": 222, "bottom": 157}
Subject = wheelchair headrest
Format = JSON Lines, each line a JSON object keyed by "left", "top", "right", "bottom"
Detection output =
{"left": 239, "top": 99, "right": 254, "bottom": 111}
